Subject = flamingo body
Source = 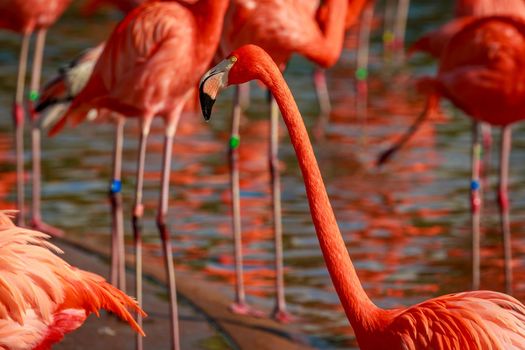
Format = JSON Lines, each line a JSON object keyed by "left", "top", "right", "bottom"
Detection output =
{"left": 200, "top": 44, "right": 525, "bottom": 350}
{"left": 49, "top": 1, "right": 230, "bottom": 348}
{"left": 53, "top": 0, "right": 227, "bottom": 131}
{"left": 0, "top": 0, "right": 71, "bottom": 33}
{"left": 431, "top": 16, "right": 525, "bottom": 126}
{"left": 0, "top": 211, "right": 144, "bottom": 350}
{"left": 221, "top": 0, "right": 348, "bottom": 68}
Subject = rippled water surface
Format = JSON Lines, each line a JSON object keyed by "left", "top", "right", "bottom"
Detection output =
{"left": 2, "top": 1, "right": 525, "bottom": 349}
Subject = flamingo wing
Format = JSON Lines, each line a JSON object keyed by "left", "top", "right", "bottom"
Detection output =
{"left": 391, "top": 291, "right": 525, "bottom": 350}
{"left": 0, "top": 211, "right": 144, "bottom": 349}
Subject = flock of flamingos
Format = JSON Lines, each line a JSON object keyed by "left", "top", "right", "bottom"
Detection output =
{"left": 1, "top": 0, "right": 525, "bottom": 349}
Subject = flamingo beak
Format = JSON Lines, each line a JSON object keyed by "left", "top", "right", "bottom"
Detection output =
{"left": 199, "top": 57, "right": 236, "bottom": 121}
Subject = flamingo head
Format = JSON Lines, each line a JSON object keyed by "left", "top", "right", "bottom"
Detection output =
{"left": 199, "top": 45, "right": 269, "bottom": 121}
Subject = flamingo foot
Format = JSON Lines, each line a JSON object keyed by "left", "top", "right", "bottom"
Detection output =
{"left": 272, "top": 309, "right": 294, "bottom": 324}
{"left": 229, "top": 302, "right": 264, "bottom": 318}
{"left": 31, "top": 219, "right": 64, "bottom": 237}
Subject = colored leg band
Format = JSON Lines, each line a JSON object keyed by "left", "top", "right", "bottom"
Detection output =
{"left": 110, "top": 179, "right": 122, "bottom": 194}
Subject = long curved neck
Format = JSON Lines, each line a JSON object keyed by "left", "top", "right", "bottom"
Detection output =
{"left": 255, "top": 56, "right": 380, "bottom": 331}
{"left": 345, "top": 0, "right": 369, "bottom": 29}
{"left": 192, "top": 0, "right": 230, "bottom": 59}
{"left": 308, "top": 0, "right": 348, "bottom": 67}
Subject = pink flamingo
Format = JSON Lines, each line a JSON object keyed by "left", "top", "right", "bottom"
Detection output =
{"left": 0, "top": 0, "right": 72, "bottom": 236}
{"left": 200, "top": 43, "right": 525, "bottom": 350}
{"left": 378, "top": 15, "right": 525, "bottom": 294}
{"left": 217, "top": 0, "right": 349, "bottom": 322}
{"left": 49, "top": 1, "right": 230, "bottom": 349}
{"left": 0, "top": 210, "right": 144, "bottom": 349}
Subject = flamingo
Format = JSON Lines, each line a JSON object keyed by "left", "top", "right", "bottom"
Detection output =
{"left": 49, "top": 1, "right": 230, "bottom": 349}
{"left": 378, "top": 15, "right": 525, "bottom": 294}
{"left": 0, "top": 210, "right": 145, "bottom": 349}
{"left": 199, "top": 43, "right": 525, "bottom": 350}
{"left": 217, "top": 0, "right": 350, "bottom": 321}
{"left": 0, "top": 0, "right": 72, "bottom": 236}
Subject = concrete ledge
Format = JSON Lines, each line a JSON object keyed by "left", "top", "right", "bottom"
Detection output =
{"left": 55, "top": 235, "right": 315, "bottom": 350}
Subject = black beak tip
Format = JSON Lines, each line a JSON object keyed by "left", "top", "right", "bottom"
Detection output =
{"left": 199, "top": 91, "right": 215, "bottom": 122}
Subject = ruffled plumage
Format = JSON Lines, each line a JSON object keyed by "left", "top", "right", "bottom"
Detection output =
{"left": 0, "top": 211, "right": 145, "bottom": 350}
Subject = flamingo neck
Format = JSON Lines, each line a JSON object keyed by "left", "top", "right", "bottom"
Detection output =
{"left": 254, "top": 56, "right": 380, "bottom": 332}
{"left": 345, "top": 0, "right": 369, "bottom": 29}
{"left": 192, "top": 0, "right": 230, "bottom": 56}
{"left": 309, "top": 0, "right": 348, "bottom": 67}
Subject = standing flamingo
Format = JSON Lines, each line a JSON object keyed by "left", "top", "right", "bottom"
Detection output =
{"left": 0, "top": 0, "right": 72, "bottom": 235}
{"left": 0, "top": 211, "right": 145, "bottom": 349}
{"left": 200, "top": 43, "right": 525, "bottom": 350}
{"left": 217, "top": 0, "right": 349, "bottom": 322}
{"left": 49, "top": 1, "right": 230, "bottom": 349}
{"left": 378, "top": 15, "right": 525, "bottom": 294}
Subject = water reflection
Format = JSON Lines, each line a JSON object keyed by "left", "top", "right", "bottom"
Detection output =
{"left": 1, "top": 1, "right": 525, "bottom": 349}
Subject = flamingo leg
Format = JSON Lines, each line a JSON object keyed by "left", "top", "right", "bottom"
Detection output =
{"left": 28, "top": 29, "right": 63, "bottom": 237}
{"left": 239, "top": 82, "right": 251, "bottom": 111}
{"left": 480, "top": 122, "right": 492, "bottom": 189}
{"left": 109, "top": 117, "right": 126, "bottom": 291}
{"left": 471, "top": 121, "right": 482, "bottom": 290}
{"left": 157, "top": 114, "right": 181, "bottom": 350}
{"left": 269, "top": 95, "right": 290, "bottom": 323}
{"left": 13, "top": 33, "right": 30, "bottom": 226}
{"left": 312, "top": 68, "right": 331, "bottom": 140}
{"left": 383, "top": 0, "right": 396, "bottom": 57}
{"left": 498, "top": 126, "right": 512, "bottom": 294}
{"left": 228, "top": 86, "right": 249, "bottom": 314}
{"left": 393, "top": 0, "right": 410, "bottom": 58}
{"left": 132, "top": 118, "right": 152, "bottom": 350}
{"left": 356, "top": 1, "right": 374, "bottom": 145}
{"left": 313, "top": 68, "right": 332, "bottom": 118}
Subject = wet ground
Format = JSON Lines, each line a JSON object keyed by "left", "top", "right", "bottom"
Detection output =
{"left": 2, "top": 1, "right": 525, "bottom": 349}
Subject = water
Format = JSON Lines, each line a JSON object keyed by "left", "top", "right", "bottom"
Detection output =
{"left": 2, "top": 1, "right": 525, "bottom": 349}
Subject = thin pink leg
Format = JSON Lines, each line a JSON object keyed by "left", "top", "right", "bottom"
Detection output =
{"left": 14, "top": 33, "right": 30, "bottom": 226}
{"left": 110, "top": 117, "right": 126, "bottom": 291}
{"left": 133, "top": 118, "right": 152, "bottom": 350}
{"left": 470, "top": 122, "right": 482, "bottom": 290}
{"left": 498, "top": 126, "right": 512, "bottom": 294}
{"left": 157, "top": 114, "right": 182, "bottom": 350}
{"left": 393, "top": 0, "right": 410, "bottom": 58}
{"left": 355, "top": 1, "right": 374, "bottom": 145}
{"left": 313, "top": 68, "right": 332, "bottom": 118}
{"left": 238, "top": 82, "right": 251, "bottom": 111}
{"left": 269, "top": 96, "right": 291, "bottom": 323}
{"left": 228, "top": 87, "right": 263, "bottom": 317}
{"left": 480, "top": 123, "right": 492, "bottom": 189}
{"left": 383, "top": 0, "right": 396, "bottom": 57}
{"left": 312, "top": 68, "right": 331, "bottom": 140}
{"left": 229, "top": 86, "right": 248, "bottom": 314}
{"left": 28, "top": 29, "right": 63, "bottom": 237}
